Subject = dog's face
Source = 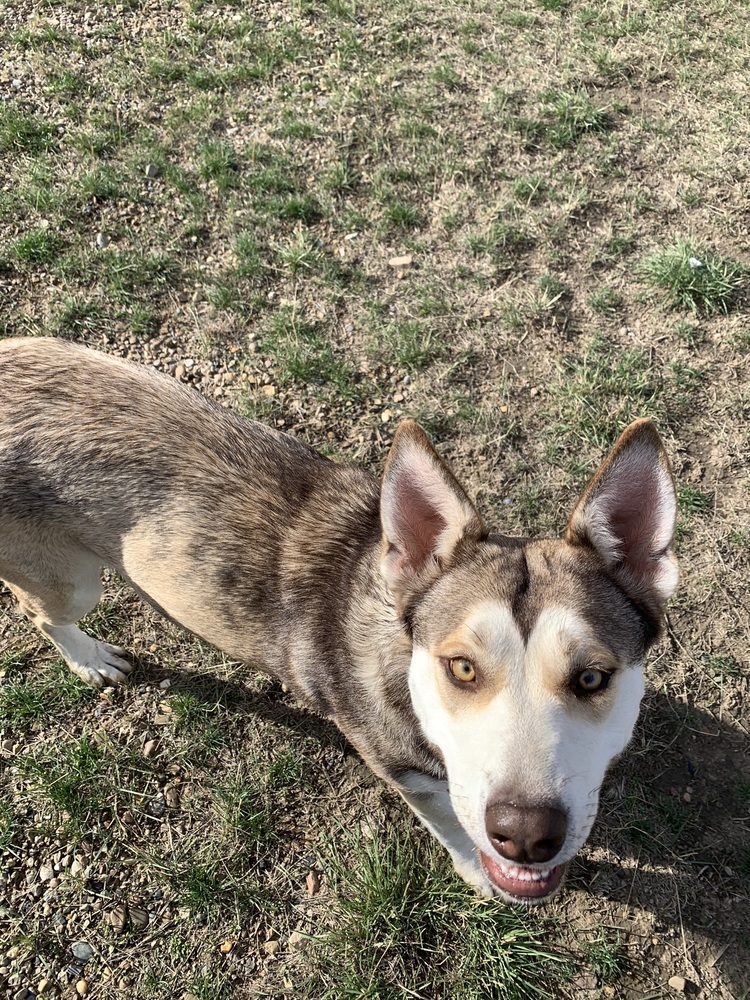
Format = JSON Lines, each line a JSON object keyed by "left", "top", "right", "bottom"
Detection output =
{"left": 380, "top": 420, "right": 678, "bottom": 903}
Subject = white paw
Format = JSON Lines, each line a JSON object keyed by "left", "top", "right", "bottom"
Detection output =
{"left": 71, "top": 641, "right": 133, "bottom": 688}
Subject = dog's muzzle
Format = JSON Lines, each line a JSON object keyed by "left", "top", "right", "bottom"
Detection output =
{"left": 482, "top": 798, "right": 569, "bottom": 902}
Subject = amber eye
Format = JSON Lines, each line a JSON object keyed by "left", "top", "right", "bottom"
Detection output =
{"left": 449, "top": 657, "right": 476, "bottom": 683}
{"left": 574, "top": 668, "right": 609, "bottom": 695}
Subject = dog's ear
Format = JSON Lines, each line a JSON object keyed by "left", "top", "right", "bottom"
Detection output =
{"left": 380, "top": 421, "right": 485, "bottom": 608}
{"left": 566, "top": 419, "right": 678, "bottom": 609}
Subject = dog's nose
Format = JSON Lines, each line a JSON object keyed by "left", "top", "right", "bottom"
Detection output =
{"left": 485, "top": 800, "right": 568, "bottom": 865}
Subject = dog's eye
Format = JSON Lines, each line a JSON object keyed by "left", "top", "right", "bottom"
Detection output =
{"left": 448, "top": 657, "right": 476, "bottom": 683}
{"left": 574, "top": 668, "right": 609, "bottom": 695}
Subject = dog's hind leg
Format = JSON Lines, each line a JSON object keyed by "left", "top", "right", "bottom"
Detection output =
{"left": 1, "top": 549, "right": 132, "bottom": 689}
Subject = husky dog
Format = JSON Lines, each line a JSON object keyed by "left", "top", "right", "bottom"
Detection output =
{"left": 0, "top": 337, "right": 677, "bottom": 903}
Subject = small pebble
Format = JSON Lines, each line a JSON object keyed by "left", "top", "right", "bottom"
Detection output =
{"left": 144, "top": 163, "right": 159, "bottom": 179}
{"left": 37, "top": 979, "right": 51, "bottom": 995}
{"left": 108, "top": 903, "right": 127, "bottom": 934}
{"left": 76, "top": 981, "right": 88, "bottom": 996}
{"left": 306, "top": 872, "right": 320, "bottom": 895}
{"left": 288, "top": 931, "right": 307, "bottom": 952}
{"left": 129, "top": 906, "right": 148, "bottom": 930}
{"left": 164, "top": 786, "right": 180, "bottom": 809}
{"left": 388, "top": 254, "right": 413, "bottom": 268}
{"left": 263, "top": 940, "right": 280, "bottom": 957}
{"left": 668, "top": 976, "right": 687, "bottom": 993}
{"left": 95, "top": 232, "right": 110, "bottom": 249}
{"left": 71, "top": 942, "right": 93, "bottom": 963}
{"left": 219, "top": 940, "right": 233, "bottom": 954}
{"left": 143, "top": 739, "right": 158, "bottom": 759}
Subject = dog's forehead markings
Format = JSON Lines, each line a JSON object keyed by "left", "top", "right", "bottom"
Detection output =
{"left": 463, "top": 602, "right": 525, "bottom": 665}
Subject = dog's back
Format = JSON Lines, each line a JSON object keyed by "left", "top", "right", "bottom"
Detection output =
{"left": 0, "top": 337, "right": 380, "bottom": 675}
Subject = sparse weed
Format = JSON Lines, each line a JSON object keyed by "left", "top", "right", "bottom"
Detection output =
{"left": 583, "top": 929, "right": 628, "bottom": 983}
{"left": 589, "top": 286, "right": 623, "bottom": 315}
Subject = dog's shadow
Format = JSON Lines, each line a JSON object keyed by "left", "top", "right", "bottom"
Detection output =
{"left": 570, "top": 686, "right": 748, "bottom": 993}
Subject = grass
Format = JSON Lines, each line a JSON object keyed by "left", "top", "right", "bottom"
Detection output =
{"left": 0, "top": 659, "right": 92, "bottom": 731}
{"left": 640, "top": 238, "right": 746, "bottom": 314}
{"left": 302, "top": 824, "right": 569, "bottom": 999}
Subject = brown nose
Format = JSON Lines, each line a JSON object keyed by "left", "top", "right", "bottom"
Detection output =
{"left": 485, "top": 800, "right": 568, "bottom": 865}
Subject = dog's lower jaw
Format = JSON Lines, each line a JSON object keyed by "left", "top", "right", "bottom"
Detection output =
{"left": 479, "top": 851, "right": 568, "bottom": 905}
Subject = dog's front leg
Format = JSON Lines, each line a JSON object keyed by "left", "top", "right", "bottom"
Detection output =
{"left": 397, "top": 772, "right": 494, "bottom": 897}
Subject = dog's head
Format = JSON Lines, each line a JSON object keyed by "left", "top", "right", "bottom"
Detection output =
{"left": 380, "top": 420, "right": 678, "bottom": 903}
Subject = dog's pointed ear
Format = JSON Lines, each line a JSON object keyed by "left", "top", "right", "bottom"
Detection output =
{"left": 566, "top": 419, "right": 679, "bottom": 609}
{"left": 380, "top": 421, "right": 485, "bottom": 607}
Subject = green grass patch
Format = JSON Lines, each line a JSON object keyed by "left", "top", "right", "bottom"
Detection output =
{"left": 379, "top": 320, "right": 445, "bottom": 372}
{"left": 15, "top": 733, "right": 145, "bottom": 834}
{"left": 262, "top": 305, "right": 358, "bottom": 391}
{"left": 9, "top": 228, "right": 62, "bottom": 265}
{"left": 0, "top": 106, "right": 58, "bottom": 154}
{"left": 518, "top": 87, "right": 613, "bottom": 149}
{"left": 588, "top": 286, "right": 623, "bottom": 315}
{"left": 582, "top": 929, "right": 628, "bottom": 984}
{"left": 302, "top": 824, "right": 568, "bottom": 999}
{"left": 0, "top": 659, "right": 93, "bottom": 731}
{"left": 544, "top": 332, "right": 663, "bottom": 465}
{"left": 639, "top": 238, "right": 746, "bottom": 314}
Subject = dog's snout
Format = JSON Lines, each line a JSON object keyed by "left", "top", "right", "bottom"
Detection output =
{"left": 485, "top": 800, "right": 568, "bottom": 865}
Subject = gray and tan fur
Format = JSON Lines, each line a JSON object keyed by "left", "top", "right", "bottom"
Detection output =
{"left": 0, "top": 337, "right": 678, "bottom": 903}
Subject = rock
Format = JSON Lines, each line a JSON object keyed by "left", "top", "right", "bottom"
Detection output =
{"left": 71, "top": 942, "right": 93, "bottom": 963}
{"left": 388, "top": 254, "right": 413, "bottom": 269}
{"left": 108, "top": 903, "right": 127, "bottom": 934}
{"left": 143, "top": 739, "right": 158, "bottom": 759}
{"left": 95, "top": 233, "right": 110, "bottom": 249}
{"left": 164, "top": 786, "right": 180, "bottom": 808}
{"left": 129, "top": 906, "right": 148, "bottom": 930}
{"left": 159, "top": 678, "right": 172, "bottom": 690}
{"left": 668, "top": 976, "right": 687, "bottom": 992}
{"left": 76, "top": 981, "right": 88, "bottom": 996}
{"left": 263, "top": 940, "right": 280, "bottom": 957}
{"left": 261, "top": 384, "right": 276, "bottom": 397}
{"left": 174, "top": 364, "right": 186, "bottom": 380}
{"left": 380, "top": 408, "right": 393, "bottom": 423}
{"left": 37, "top": 979, "right": 51, "bottom": 994}
{"left": 288, "top": 931, "right": 307, "bottom": 952}
{"left": 219, "top": 940, "right": 233, "bottom": 954}
{"left": 144, "top": 163, "right": 159, "bottom": 179}
{"left": 39, "top": 864, "right": 54, "bottom": 882}
{"left": 13, "top": 989, "right": 28, "bottom": 1000}
{"left": 306, "top": 872, "right": 320, "bottom": 895}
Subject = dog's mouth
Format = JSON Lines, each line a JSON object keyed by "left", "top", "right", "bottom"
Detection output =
{"left": 479, "top": 851, "right": 567, "bottom": 902}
